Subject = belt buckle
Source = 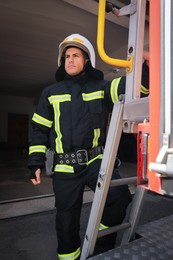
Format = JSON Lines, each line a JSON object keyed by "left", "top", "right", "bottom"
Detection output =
{"left": 76, "top": 149, "right": 88, "bottom": 165}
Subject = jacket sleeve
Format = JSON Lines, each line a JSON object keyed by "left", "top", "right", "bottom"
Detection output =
{"left": 111, "top": 60, "right": 149, "bottom": 102}
{"left": 28, "top": 88, "right": 53, "bottom": 169}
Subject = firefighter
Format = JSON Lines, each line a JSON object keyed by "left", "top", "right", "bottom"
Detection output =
{"left": 28, "top": 34, "right": 149, "bottom": 260}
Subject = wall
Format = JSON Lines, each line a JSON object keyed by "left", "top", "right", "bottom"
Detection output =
{"left": 0, "top": 95, "right": 35, "bottom": 143}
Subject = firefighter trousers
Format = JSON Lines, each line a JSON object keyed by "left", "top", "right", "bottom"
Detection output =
{"left": 52, "top": 158, "right": 132, "bottom": 259}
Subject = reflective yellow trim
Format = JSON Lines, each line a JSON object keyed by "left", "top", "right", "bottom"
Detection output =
{"left": 82, "top": 91, "right": 104, "bottom": 101}
{"left": 53, "top": 102, "right": 63, "bottom": 153}
{"left": 63, "top": 37, "right": 84, "bottom": 44}
{"left": 92, "top": 128, "right": 100, "bottom": 147}
{"left": 48, "top": 94, "right": 71, "bottom": 103}
{"left": 141, "top": 85, "right": 149, "bottom": 95}
{"left": 63, "top": 37, "right": 69, "bottom": 42}
{"left": 73, "top": 37, "right": 84, "bottom": 43}
{"left": 110, "top": 77, "right": 121, "bottom": 103}
{"left": 99, "top": 223, "right": 109, "bottom": 231}
{"left": 29, "top": 145, "right": 47, "bottom": 155}
{"left": 87, "top": 154, "right": 103, "bottom": 165}
{"left": 58, "top": 247, "right": 80, "bottom": 260}
{"left": 32, "top": 113, "right": 53, "bottom": 128}
{"left": 54, "top": 164, "right": 74, "bottom": 173}
{"left": 48, "top": 95, "right": 71, "bottom": 153}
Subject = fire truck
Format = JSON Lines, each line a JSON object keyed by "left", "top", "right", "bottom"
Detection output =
{"left": 80, "top": 0, "right": 173, "bottom": 259}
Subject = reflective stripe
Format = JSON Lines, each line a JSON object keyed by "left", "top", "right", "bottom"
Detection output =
{"left": 29, "top": 145, "right": 47, "bottom": 155}
{"left": 92, "top": 128, "right": 100, "bottom": 147}
{"left": 73, "top": 37, "right": 84, "bottom": 43}
{"left": 54, "top": 164, "right": 74, "bottom": 173}
{"left": 58, "top": 247, "right": 80, "bottom": 260}
{"left": 110, "top": 77, "right": 121, "bottom": 103}
{"left": 82, "top": 91, "right": 104, "bottom": 101}
{"left": 87, "top": 154, "right": 103, "bottom": 166}
{"left": 53, "top": 102, "right": 63, "bottom": 153}
{"left": 63, "top": 37, "right": 84, "bottom": 44}
{"left": 141, "top": 84, "right": 149, "bottom": 95}
{"left": 48, "top": 94, "right": 71, "bottom": 103}
{"left": 32, "top": 113, "right": 53, "bottom": 128}
{"left": 48, "top": 95, "right": 71, "bottom": 153}
{"left": 99, "top": 223, "right": 109, "bottom": 231}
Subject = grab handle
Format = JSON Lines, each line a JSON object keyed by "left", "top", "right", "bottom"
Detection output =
{"left": 97, "top": 0, "right": 133, "bottom": 72}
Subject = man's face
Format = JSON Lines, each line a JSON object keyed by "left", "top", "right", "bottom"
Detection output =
{"left": 64, "top": 47, "right": 87, "bottom": 76}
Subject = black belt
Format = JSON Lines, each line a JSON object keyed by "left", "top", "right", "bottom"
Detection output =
{"left": 55, "top": 146, "right": 104, "bottom": 166}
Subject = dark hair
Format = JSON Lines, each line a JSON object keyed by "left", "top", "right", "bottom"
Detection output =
{"left": 64, "top": 46, "right": 89, "bottom": 61}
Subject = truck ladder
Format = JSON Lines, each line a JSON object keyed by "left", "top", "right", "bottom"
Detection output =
{"left": 80, "top": 0, "right": 148, "bottom": 259}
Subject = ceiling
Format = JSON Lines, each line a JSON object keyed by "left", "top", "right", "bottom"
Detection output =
{"left": 0, "top": 0, "right": 148, "bottom": 99}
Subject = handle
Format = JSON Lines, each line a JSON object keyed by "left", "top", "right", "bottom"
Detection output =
{"left": 97, "top": 0, "right": 133, "bottom": 72}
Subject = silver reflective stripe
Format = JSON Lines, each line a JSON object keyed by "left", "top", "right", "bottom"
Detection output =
{"left": 110, "top": 77, "right": 121, "bottom": 103}
{"left": 82, "top": 91, "right": 104, "bottom": 101}
{"left": 29, "top": 145, "right": 47, "bottom": 155}
{"left": 32, "top": 113, "right": 53, "bottom": 128}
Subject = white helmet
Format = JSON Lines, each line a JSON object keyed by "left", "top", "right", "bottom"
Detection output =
{"left": 58, "top": 33, "right": 96, "bottom": 68}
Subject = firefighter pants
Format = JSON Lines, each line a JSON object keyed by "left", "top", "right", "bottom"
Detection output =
{"left": 52, "top": 159, "right": 132, "bottom": 258}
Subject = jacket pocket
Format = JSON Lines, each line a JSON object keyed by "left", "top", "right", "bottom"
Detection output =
{"left": 89, "top": 100, "right": 102, "bottom": 113}
{"left": 89, "top": 100, "right": 103, "bottom": 128}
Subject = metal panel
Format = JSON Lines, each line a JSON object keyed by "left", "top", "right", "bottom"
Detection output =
{"left": 89, "top": 215, "right": 173, "bottom": 259}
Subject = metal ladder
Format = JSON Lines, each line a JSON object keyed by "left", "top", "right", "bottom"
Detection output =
{"left": 80, "top": 1, "right": 148, "bottom": 259}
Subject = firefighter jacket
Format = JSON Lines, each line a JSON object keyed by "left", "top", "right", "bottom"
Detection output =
{"left": 28, "top": 62, "right": 149, "bottom": 174}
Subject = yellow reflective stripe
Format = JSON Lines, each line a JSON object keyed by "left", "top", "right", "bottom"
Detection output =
{"left": 110, "top": 77, "right": 121, "bottom": 103}
{"left": 99, "top": 223, "right": 109, "bottom": 231}
{"left": 141, "top": 85, "right": 149, "bottom": 95}
{"left": 82, "top": 91, "right": 104, "bottom": 101}
{"left": 54, "top": 164, "right": 74, "bottom": 173}
{"left": 52, "top": 102, "right": 63, "bottom": 153}
{"left": 29, "top": 145, "right": 47, "bottom": 155}
{"left": 48, "top": 94, "right": 71, "bottom": 103}
{"left": 92, "top": 128, "right": 100, "bottom": 147}
{"left": 87, "top": 154, "right": 103, "bottom": 166}
{"left": 32, "top": 113, "right": 53, "bottom": 128}
{"left": 48, "top": 95, "right": 71, "bottom": 153}
{"left": 73, "top": 37, "right": 84, "bottom": 43}
{"left": 63, "top": 37, "right": 84, "bottom": 44}
{"left": 58, "top": 247, "right": 80, "bottom": 260}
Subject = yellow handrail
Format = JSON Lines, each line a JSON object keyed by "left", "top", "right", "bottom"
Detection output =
{"left": 97, "top": 0, "right": 133, "bottom": 72}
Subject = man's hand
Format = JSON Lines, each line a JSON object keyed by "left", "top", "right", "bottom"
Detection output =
{"left": 31, "top": 168, "right": 41, "bottom": 185}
